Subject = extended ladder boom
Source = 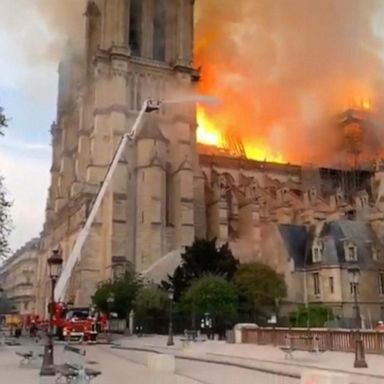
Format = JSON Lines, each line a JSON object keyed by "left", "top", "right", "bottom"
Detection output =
{"left": 54, "top": 100, "right": 160, "bottom": 302}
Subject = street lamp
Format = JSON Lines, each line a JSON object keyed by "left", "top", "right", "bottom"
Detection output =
{"left": 40, "top": 249, "right": 63, "bottom": 376}
{"left": 0, "top": 286, "right": 4, "bottom": 328}
{"left": 348, "top": 265, "right": 368, "bottom": 368}
{"left": 167, "top": 288, "right": 174, "bottom": 346}
{"left": 275, "top": 297, "right": 281, "bottom": 325}
{"left": 106, "top": 293, "right": 115, "bottom": 343}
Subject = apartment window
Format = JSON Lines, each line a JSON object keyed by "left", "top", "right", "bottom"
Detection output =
{"left": 313, "top": 272, "right": 320, "bottom": 296}
{"left": 379, "top": 272, "right": 384, "bottom": 296}
{"left": 329, "top": 276, "right": 334, "bottom": 294}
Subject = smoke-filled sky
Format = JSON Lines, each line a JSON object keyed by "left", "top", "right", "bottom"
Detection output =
{"left": 0, "top": 0, "right": 85, "bottom": 252}
{"left": 196, "top": 0, "right": 384, "bottom": 164}
{"left": 1, "top": 0, "right": 384, "bottom": 250}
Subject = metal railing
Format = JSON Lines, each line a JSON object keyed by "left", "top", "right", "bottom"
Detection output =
{"left": 242, "top": 327, "right": 384, "bottom": 354}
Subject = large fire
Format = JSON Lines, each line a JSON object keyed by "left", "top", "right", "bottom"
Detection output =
{"left": 193, "top": 1, "right": 384, "bottom": 167}
{"left": 196, "top": 105, "right": 285, "bottom": 163}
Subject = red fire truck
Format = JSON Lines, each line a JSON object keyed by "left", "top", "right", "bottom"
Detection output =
{"left": 51, "top": 303, "right": 107, "bottom": 343}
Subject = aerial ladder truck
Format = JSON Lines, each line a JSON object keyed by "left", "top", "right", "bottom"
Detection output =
{"left": 48, "top": 99, "right": 161, "bottom": 342}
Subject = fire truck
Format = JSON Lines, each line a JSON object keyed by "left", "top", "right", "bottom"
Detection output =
{"left": 49, "top": 302, "right": 106, "bottom": 343}
{"left": 43, "top": 100, "right": 161, "bottom": 343}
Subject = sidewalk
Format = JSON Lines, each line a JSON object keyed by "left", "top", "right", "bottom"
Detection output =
{"left": 0, "top": 337, "right": 202, "bottom": 384}
{"left": 114, "top": 335, "right": 384, "bottom": 382}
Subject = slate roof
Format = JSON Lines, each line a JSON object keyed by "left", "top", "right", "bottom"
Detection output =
{"left": 278, "top": 220, "right": 383, "bottom": 269}
{"left": 319, "top": 220, "right": 380, "bottom": 267}
{"left": 278, "top": 224, "right": 308, "bottom": 268}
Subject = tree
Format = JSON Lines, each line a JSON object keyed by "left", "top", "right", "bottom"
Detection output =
{"left": 181, "top": 275, "right": 238, "bottom": 336}
{"left": 289, "top": 305, "right": 334, "bottom": 328}
{"left": 162, "top": 238, "right": 239, "bottom": 300}
{"left": 133, "top": 285, "right": 168, "bottom": 318}
{"left": 233, "top": 262, "right": 286, "bottom": 320}
{"left": 133, "top": 285, "right": 168, "bottom": 333}
{"left": 0, "top": 107, "right": 12, "bottom": 259}
{"left": 92, "top": 270, "right": 141, "bottom": 319}
{"left": 0, "top": 177, "right": 12, "bottom": 259}
{"left": 0, "top": 295, "right": 12, "bottom": 314}
{"left": 0, "top": 107, "right": 7, "bottom": 135}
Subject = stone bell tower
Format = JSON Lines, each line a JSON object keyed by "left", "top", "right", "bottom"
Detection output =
{"left": 37, "top": 0, "right": 204, "bottom": 310}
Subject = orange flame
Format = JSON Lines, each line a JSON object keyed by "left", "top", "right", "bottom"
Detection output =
{"left": 196, "top": 107, "right": 224, "bottom": 148}
{"left": 196, "top": 106, "right": 285, "bottom": 163}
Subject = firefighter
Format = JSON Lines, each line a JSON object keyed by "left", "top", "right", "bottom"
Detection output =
{"left": 376, "top": 321, "right": 384, "bottom": 331}
{"left": 30, "top": 320, "right": 37, "bottom": 338}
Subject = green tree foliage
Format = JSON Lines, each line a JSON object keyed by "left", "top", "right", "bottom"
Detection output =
{"left": 92, "top": 270, "right": 141, "bottom": 319}
{"left": 0, "top": 295, "right": 12, "bottom": 314}
{"left": 133, "top": 285, "right": 168, "bottom": 318}
{"left": 233, "top": 262, "right": 286, "bottom": 318}
{"left": 0, "top": 107, "right": 12, "bottom": 259}
{"left": 133, "top": 285, "right": 168, "bottom": 333}
{"left": 0, "top": 176, "right": 12, "bottom": 259}
{"left": 290, "top": 305, "right": 334, "bottom": 328}
{"left": 181, "top": 275, "right": 238, "bottom": 329}
{"left": 162, "top": 238, "right": 239, "bottom": 300}
{"left": 0, "top": 107, "right": 7, "bottom": 135}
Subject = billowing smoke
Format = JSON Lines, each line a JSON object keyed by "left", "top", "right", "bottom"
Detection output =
{"left": 32, "top": 0, "right": 86, "bottom": 61}
{"left": 195, "top": 0, "right": 384, "bottom": 165}
{"left": 0, "top": 0, "right": 86, "bottom": 99}
{"left": 4, "top": 0, "right": 384, "bottom": 165}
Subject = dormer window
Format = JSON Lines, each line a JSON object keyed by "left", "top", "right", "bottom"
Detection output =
{"left": 371, "top": 243, "right": 380, "bottom": 262}
{"left": 344, "top": 240, "right": 358, "bottom": 262}
{"left": 312, "top": 239, "right": 323, "bottom": 263}
{"left": 309, "top": 187, "right": 317, "bottom": 202}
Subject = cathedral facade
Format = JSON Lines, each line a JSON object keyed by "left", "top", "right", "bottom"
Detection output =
{"left": 36, "top": 0, "right": 384, "bottom": 323}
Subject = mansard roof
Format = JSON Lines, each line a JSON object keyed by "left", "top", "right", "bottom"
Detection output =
{"left": 278, "top": 224, "right": 308, "bottom": 268}
{"left": 278, "top": 219, "right": 384, "bottom": 269}
{"left": 318, "top": 220, "right": 381, "bottom": 267}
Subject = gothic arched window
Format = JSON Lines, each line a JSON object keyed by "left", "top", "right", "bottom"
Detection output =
{"left": 153, "top": 0, "right": 166, "bottom": 61}
{"left": 166, "top": 162, "right": 173, "bottom": 226}
{"left": 129, "top": 0, "right": 142, "bottom": 56}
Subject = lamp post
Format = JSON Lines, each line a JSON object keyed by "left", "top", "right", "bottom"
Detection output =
{"left": 275, "top": 297, "right": 281, "bottom": 325}
{"left": 106, "top": 293, "right": 114, "bottom": 343}
{"left": 40, "top": 249, "right": 63, "bottom": 376}
{"left": 167, "top": 288, "right": 174, "bottom": 346}
{"left": 0, "top": 286, "right": 4, "bottom": 328}
{"left": 348, "top": 265, "right": 368, "bottom": 368}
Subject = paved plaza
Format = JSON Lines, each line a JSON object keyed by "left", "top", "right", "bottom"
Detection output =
{"left": 0, "top": 337, "right": 201, "bottom": 384}
{"left": 1, "top": 335, "right": 384, "bottom": 384}
{"left": 113, "top": 334, "right": 384, "bottom": 384}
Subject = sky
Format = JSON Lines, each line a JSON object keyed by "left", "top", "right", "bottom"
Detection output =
{"left": 0, "top": 1, "right": 59, "bottom": 252}
{"left": 2, "top": 0, "right": 384, "bottom": 253}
